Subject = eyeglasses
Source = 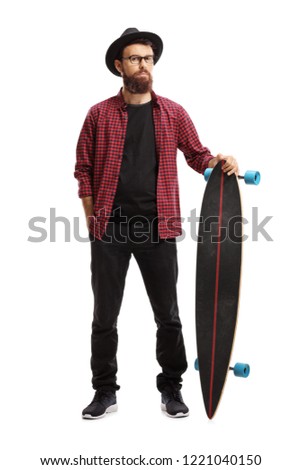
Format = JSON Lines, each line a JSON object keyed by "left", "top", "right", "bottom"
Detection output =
{"left": 121, "top": 55, "right": 154, "bottom": 65}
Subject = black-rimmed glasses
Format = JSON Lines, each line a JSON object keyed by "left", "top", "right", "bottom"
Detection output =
{"left": 121, "top": 55, "right": 154, "bottom": 65}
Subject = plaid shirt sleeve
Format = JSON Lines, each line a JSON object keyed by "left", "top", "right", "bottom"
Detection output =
{"left": 177, "top": 105, "right": 213, "bottom": 174}
{"left": 74, "top": 109, "right": 95, "bottom": 198}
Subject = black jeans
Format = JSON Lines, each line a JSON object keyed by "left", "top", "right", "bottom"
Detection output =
{"left": 89, "top": 220, "right": 188, "bottom": 392}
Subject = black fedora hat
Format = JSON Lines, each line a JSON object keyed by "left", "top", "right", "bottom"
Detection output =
{"left": 105, "top": 27, "right": 163, "bottom": 77}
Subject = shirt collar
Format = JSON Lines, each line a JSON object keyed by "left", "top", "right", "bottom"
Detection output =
{"left": 116, "top": 88, "right": 159, "bottom": 110}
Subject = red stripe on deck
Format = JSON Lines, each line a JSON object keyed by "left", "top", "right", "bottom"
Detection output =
{"left": 208, "top": 165, "right": 224, "bottom": 418}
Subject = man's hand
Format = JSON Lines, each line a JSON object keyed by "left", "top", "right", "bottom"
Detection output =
{"left": 82, "top": 196, "right": 94, "bottom": 230}
{"left": 86, "top": 215, "right": 94, "bottom": 230}
{"left": 208, "top": 153, "right": 239, "bottom": 176}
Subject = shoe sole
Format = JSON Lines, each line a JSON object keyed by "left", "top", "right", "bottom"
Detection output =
{"left": 82, "top": 404, "right": 118, "bottom": 419}
{"left": 161, "top": 403, "right": 189, "bottom": 418}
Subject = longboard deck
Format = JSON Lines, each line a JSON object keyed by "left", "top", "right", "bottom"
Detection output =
{"left": 196, "top": 161, "right": 242, "bottom": 418}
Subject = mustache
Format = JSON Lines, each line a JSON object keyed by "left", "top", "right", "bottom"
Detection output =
{"left": 133, "top": 70, "right": 151, "bottom": 78}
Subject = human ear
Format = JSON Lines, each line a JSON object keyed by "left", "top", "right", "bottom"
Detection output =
{"left": 114, "top": 59, "right": 123, "bottom": 75}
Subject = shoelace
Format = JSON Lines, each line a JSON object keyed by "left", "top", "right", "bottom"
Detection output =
{"left": 164, "top": 390, "right": 184, "bottom": 403}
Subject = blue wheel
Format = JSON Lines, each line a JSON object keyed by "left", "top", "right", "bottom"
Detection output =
{"left": 244, "top": 171, "right": 261, "bottom": 185}
{"left": 233, "top": 362, "right": 250, "bottom": 378}
{"left": 194, "top": 358, "right": 199, "bottom": 371}
{"left": 204, "top": 168, "right": 213, "bottom": 182}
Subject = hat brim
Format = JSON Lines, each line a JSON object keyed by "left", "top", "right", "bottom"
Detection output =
{"left": 105, "top": 31, "right": 163, "bottom": 77}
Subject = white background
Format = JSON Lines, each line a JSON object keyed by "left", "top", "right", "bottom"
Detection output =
{"left": 1, "top": 1, "right": 300, "bottom": 469}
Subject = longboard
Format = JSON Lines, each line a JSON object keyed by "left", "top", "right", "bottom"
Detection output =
{"left": 195, "top": 161, "right": 259, "bottom": 419}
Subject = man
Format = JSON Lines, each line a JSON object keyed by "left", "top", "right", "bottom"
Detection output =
{"left": 74, "top": 28, "right": 238, "bottom": 420}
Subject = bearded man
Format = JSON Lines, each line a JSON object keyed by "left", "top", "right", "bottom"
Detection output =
{"left": 74, "top": 28, "right": 238, "bottom": 420}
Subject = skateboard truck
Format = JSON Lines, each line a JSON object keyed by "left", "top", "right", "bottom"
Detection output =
{"left": 195, "top": 358, "right": 250, "bottom": 378}
{"left": 204, "top": 168, "right": 261, "bottom": 185}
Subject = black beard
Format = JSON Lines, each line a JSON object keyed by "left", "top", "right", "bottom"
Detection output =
{"left": 123, "top": 70, "right": 153, "bottom": 94}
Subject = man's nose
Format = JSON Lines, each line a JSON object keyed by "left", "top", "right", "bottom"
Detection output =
{"left": 139, "top": 58, "right": 148, "bottom": 67}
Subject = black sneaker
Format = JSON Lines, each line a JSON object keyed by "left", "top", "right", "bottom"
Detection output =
{"left": 161, "top": 390, "right": 189, "bottom": 418}
{"left": 82, "top": 390, "right": 117, "bottom": 419}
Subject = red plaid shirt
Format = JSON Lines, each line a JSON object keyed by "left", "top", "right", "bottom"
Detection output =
{"left": 74, "top": 89, "right": 214, "bottom": 240}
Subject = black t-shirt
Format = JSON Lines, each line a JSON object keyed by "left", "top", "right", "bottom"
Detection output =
{"left": 112, "top": 101, "right": 158, "bottom": 221}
